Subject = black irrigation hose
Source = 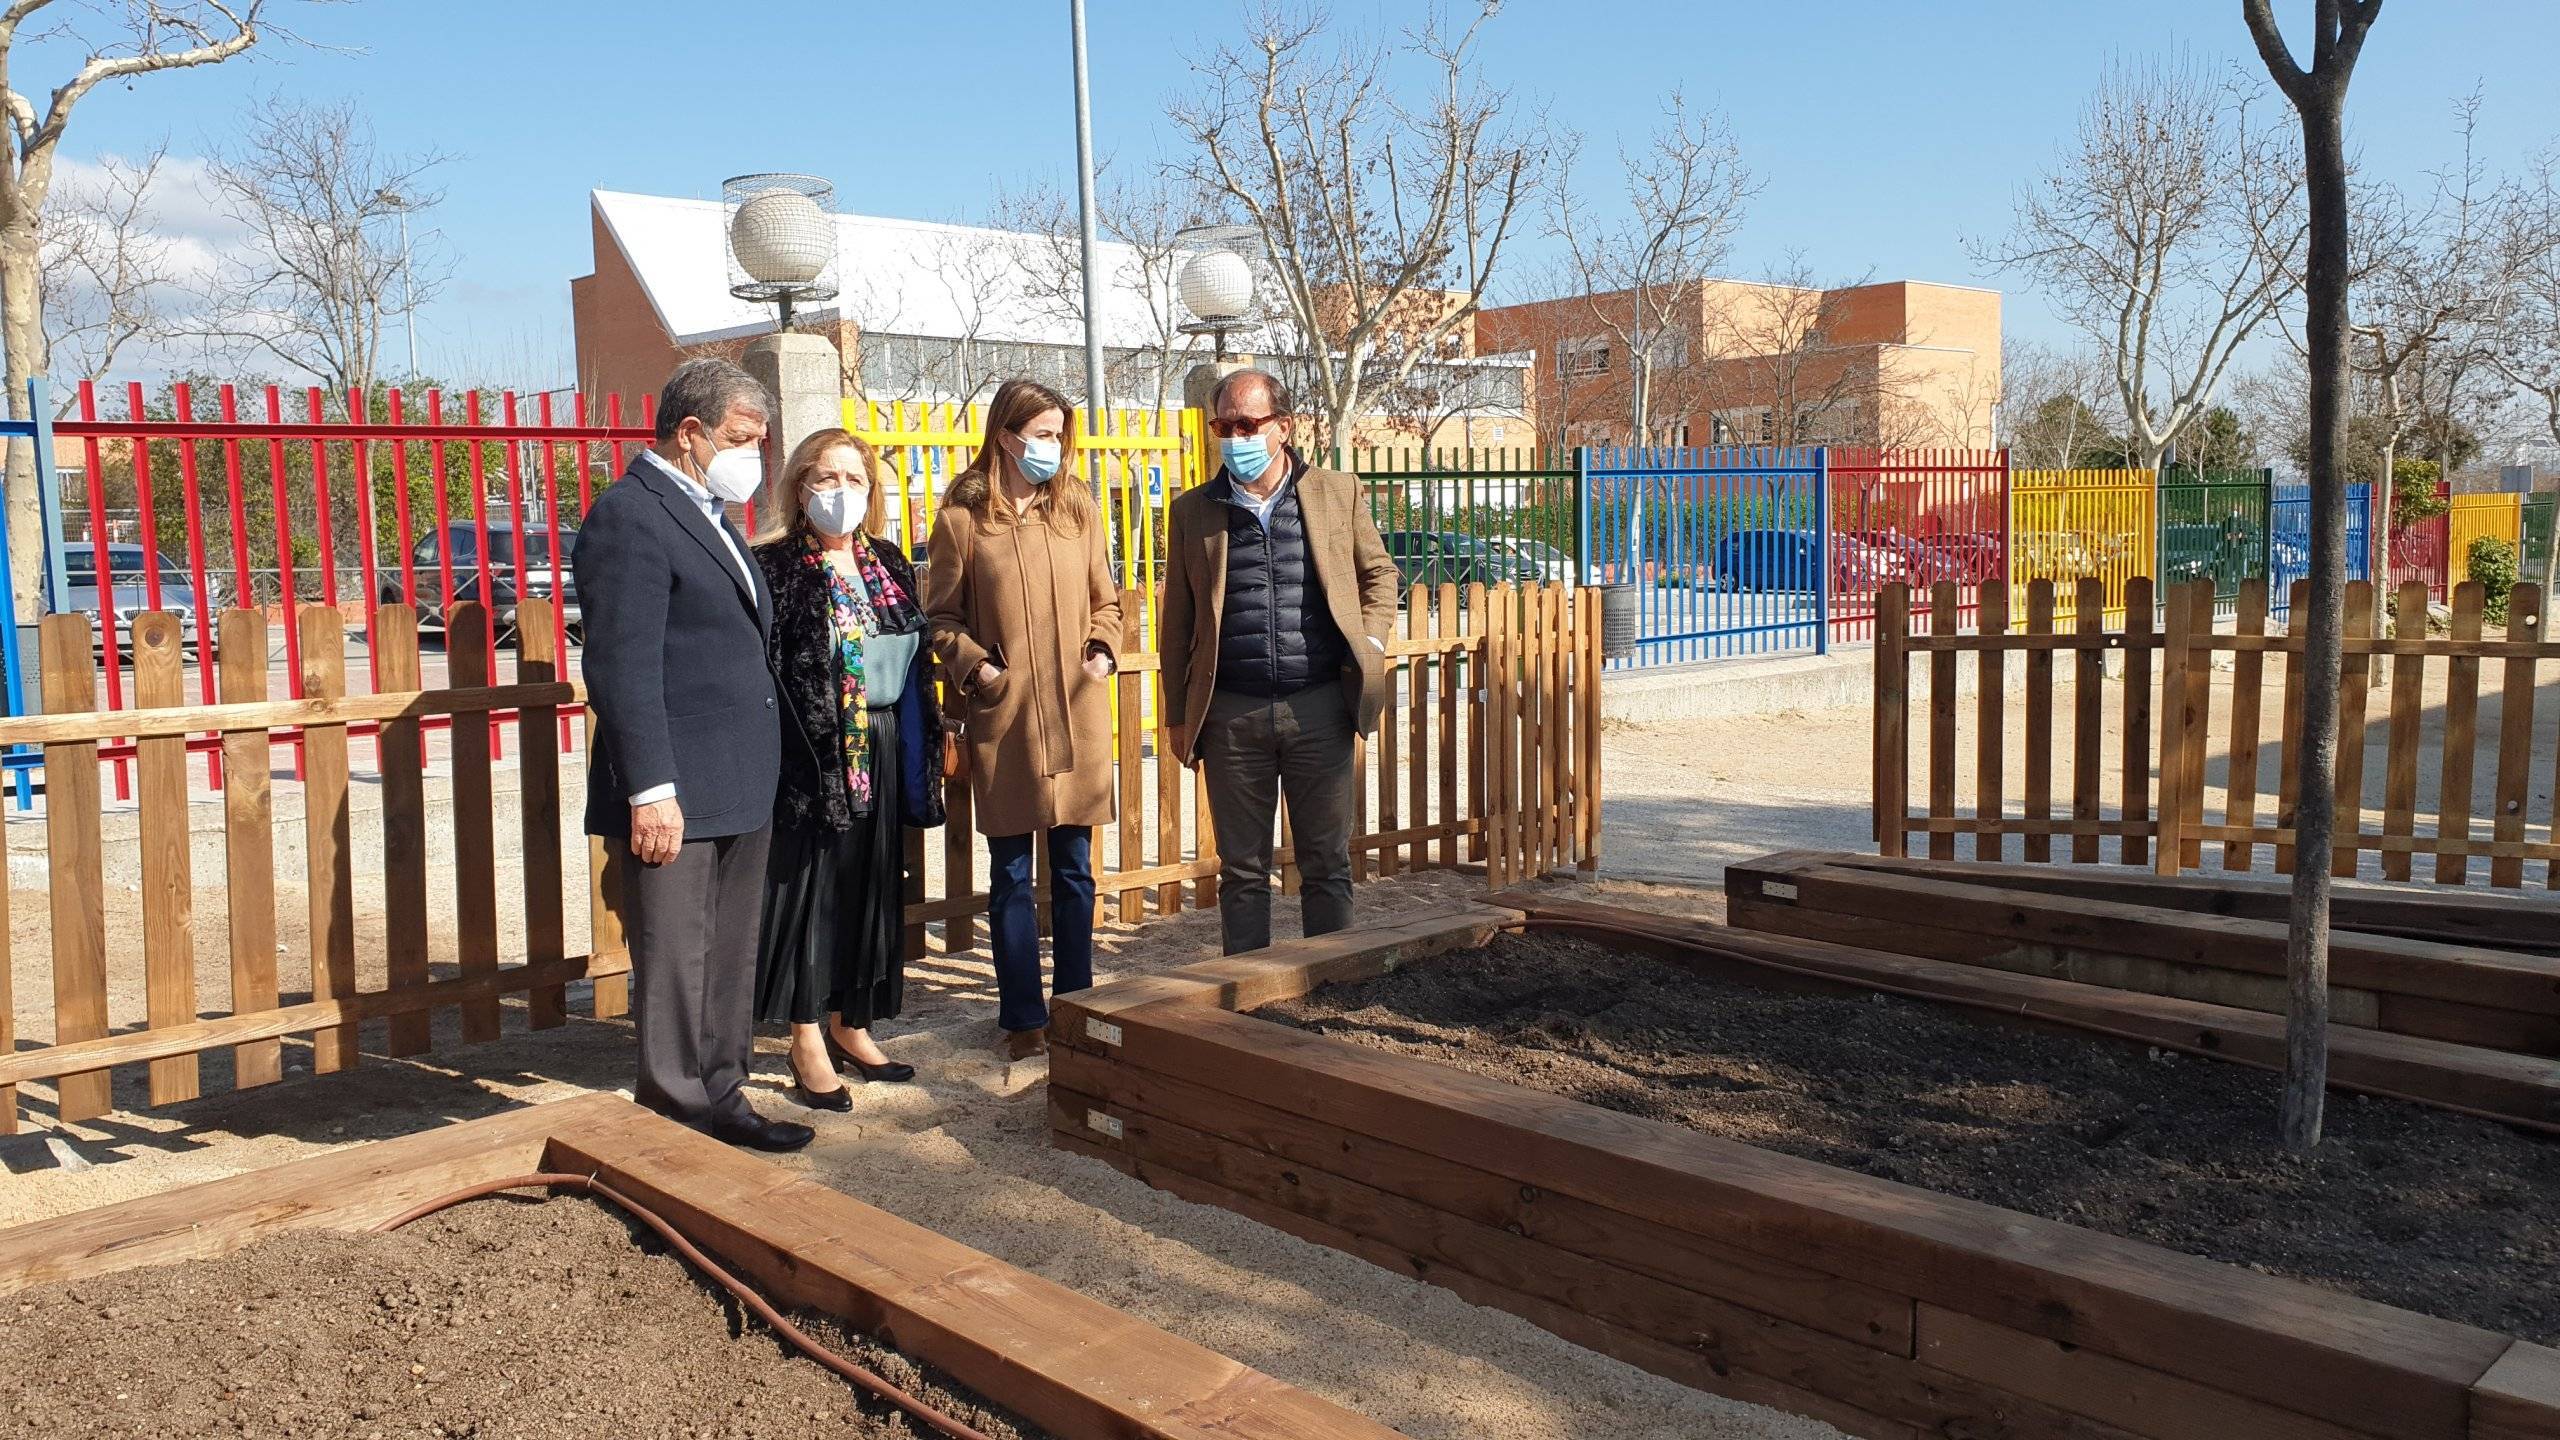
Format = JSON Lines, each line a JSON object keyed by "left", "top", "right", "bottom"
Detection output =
{"left": 1498, "top": 915, "right": 2560, "bottom": 1137}
{"left": 373, "top": 1172, "right": 996, "bottom": 1440}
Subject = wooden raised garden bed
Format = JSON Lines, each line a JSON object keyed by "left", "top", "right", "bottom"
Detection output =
{"left": 0, "top": 1093, "right": 1407, "bottom": 1440}
{"left": 1046, "top": 902, "right": 2560, "bottom": 1440}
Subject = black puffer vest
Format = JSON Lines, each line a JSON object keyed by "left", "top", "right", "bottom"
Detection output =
{"left": 1213, "top": 472, "right": 1350, "bottom": 698}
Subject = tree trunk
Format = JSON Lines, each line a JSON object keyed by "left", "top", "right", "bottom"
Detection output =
{"left": 1, "top": 226, "right": 47, "bottom": 623}
{"left": 2282, "top": 86, "right": 2353, "bottom": 1154}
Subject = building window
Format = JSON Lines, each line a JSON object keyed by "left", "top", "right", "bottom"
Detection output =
{"left": 1558, "top": 337, "right": 1610, "bottom": 377}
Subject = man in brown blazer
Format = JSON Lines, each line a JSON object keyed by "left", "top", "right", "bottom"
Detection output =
{"left": 1160, "top": 369, "right": 1402, "bottom": 954}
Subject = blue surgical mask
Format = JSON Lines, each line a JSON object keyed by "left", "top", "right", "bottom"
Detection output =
{"left": 1221, "top": 435, "right": 1272, "bottom": 484}
{"left": 1017, "top": 436, "right": 1062, "bottom": 484}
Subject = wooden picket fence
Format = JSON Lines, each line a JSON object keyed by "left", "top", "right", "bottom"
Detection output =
{"left": 1, "top": 585, "right": 1601, "bottom": 1132}
{"left": 1874, "top": 577, "right": 2560, "bottom": 887}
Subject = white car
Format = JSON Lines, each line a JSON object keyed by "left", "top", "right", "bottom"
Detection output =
{"left": 1491, "top": 536, "right": 1575, "bottom": 584}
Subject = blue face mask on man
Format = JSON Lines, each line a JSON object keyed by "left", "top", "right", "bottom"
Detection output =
{"left": 1221, "top": 435, "right": 1273, "bottom": 484}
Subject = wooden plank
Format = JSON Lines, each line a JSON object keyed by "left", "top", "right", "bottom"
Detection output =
{"left": 2072, "top": 578, "right": 2104, "bottom": 864}
{"left": 1916, "top": 1303, "right": 2365, "bottom": 1440}
{"left": 2333, "top": 580, "right": 2376, "bottom": 879}
{"left": 2475, "top": 1342, "right": 2560, "bottom": 1440}
{"left": 216, "top": 611, "right": 283, "bottom": 1087}
{"left": 1466, "top": 581, "right": 1488, "bottom": 865}
{"left": 298, "top": 606, "right": 358, "bottom": 1075}
{"left": 1580, "top": 586, "right": 1604, "bottom": 873}
{"left": 448, "top": 605, "right": 501, "bottom": 1044}
{"left": 1486, "top": 584, "right": 1513, "bottom": 887}
{"left": 584, "top": 702, "right": 631, "bottom": 1019}
{"left": 2223, "top": 579, "right": 2268, "bottom": 872}
{"left": 1406, "top": 590, "right": 1428, "bottom": 875}
{"left": 0, "top": 949, "right": 631, "bottom": 1088}
{"left": 1874, "top": 585, "right": 1909, "bottom": 857}
{"left": 1438, "top": 583, "right": 1460, "bottom": 870}
{"left": 2437, "top": 583, "right": 2487, "bottom": 885}
{"left": 0, "top": 681, "right": 584, "bottom": 747}
{"left": 1051, "top": 1048, "right": 1913, "bottom": 1354}
{"left": 133, "top": 612, "right": 199, "bottom": 1105}
{"left": 2154, "top": 581, "right": 2190, "bottom": 876}
{"left": 0, "top": 1093, "right": 597, "bottom": 1295}
{"left": 1099, "top": 994, "right": 2508, "bottom": 1439}
{"left": 40, "top": 616, "right": 110, "bottom": 1122}
{"left": 2490, "top": 586, "right": 2543, "bottom": 890}
{"left": 374, "top": 609, "right": 431, "bottom": 1056}
{"left": 517, "top": 599, "right": 567, "bottom": 1030}
{"left": 2120, "top": 577, "right": 2155, "bottom": 868}
{"left": 2276, "top": 582, "right": 2311, "bottom": 874}
{"left": 1542, "top": 583, "right": 1567, "bottom": 875}
{"left": 1927, "top": 581, "right": 1958, "bottom": 862}
{"left": 1048, "top": 1123, "right": 1925, "bottom": 1440}
{"left": 1376, "top": 591, "right": 1402, "bottom": 882}
{"left": 2383, "top": 582, "right": 2431, "bottom": 882}
{"left": 546, "top": 1104, "right": 1410, "bottom": 1440}
{"left": 2178, "top": 582, "right": 2212, "bottom": 871}
{"left": 1117, "top": 609, "right": 1146, "bottom": 922}
{"left": 2024, "top": 581, "right": 2055, "bottom": 863}
{"left": 1975, "top": 581, "right": 2007, "bottom": 862}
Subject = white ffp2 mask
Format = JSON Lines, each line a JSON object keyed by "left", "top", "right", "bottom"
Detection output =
{"left": 805, "top": 486, "right": 868, "bottom": 537}
{"left": 701, "top": 442, "right": 765, "bottom": 504}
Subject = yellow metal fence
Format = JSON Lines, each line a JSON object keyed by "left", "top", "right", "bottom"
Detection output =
{"left": 2009, "top": 469, "right": 2158, "bottom": 624}
{"left": 2447, "top": 492, "right": 2524, "bottom": 586}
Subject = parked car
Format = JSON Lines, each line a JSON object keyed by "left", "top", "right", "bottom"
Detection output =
{"left": 1383, "top": 530, "right": 1539, "bottom": 590}
{"left": 1830, "top": 529, "right": 1926, "bottom": 591}
{"left": 1488, "top": 536, "right": 1574, "bottom": 584}
{"left": 1712, "top": 528, "right": 1823, "bottom": 592}
{"left": 61, "top": 542, "right": 210, "bottom": 654}
{"left": 383, "top": 522, "right": 580, "bottom": 646}
{"left": 1915, "top": 529, "right": 2004, "bottom": 585}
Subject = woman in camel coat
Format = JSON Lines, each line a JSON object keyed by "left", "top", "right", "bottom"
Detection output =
{"left": 924, "top": 378, "right": 1122, "bottom": 1058}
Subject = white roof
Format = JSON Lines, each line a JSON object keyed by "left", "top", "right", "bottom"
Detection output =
{"left": 591, "top": 189, "right": 1186, "bottom": 349}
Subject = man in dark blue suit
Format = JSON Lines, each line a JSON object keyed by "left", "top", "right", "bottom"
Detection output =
{"left": 574, "top": 358, "right": 809, "bottom": 1152}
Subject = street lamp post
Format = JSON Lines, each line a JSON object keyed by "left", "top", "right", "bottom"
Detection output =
{"left": 375, "top": 188, "right": 420, "bottom": 380}
{"left": 1070, "top": 0, "right": 1107, "bottom": 411}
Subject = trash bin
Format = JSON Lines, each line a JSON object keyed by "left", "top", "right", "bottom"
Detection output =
{"left": 1600, "top": 584, "right": 1640, "bottom": 662}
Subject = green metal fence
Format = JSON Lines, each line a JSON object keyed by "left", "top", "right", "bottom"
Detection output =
{"left": 2157, "top": 468, "right": 2273, "bottom": 615}
{"left": 1351, "top": 447, "right": 1578, "bottom": 588}
{"left": 2526, "top": 494, "right": 2556, "bottom": 587}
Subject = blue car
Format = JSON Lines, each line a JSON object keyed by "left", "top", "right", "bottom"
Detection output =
{"left": 1711, "top": 529, "right": 1824, "bottom": 592}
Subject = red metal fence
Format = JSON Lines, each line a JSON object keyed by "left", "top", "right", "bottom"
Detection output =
{"left": 50, "top": 381, "right": 654, "bottom": 796}
{"left": 1824, "top": 448, "right": 2009, "bottom": 642}
{"left": 2384, "top": 500, "right": 2450, "bottom": 602}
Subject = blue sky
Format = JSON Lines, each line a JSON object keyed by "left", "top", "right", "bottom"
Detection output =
{"left": 30, "top": 0, "right": 2560, "bottom": 387}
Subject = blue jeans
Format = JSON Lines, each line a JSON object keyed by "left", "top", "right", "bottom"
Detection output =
{"left": 987, "top": 826, "right": 1094, "bottom": 1033}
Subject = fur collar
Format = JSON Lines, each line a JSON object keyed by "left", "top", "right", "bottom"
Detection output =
{"left": 946, "top": 468, "right": 991, "bottom": 510}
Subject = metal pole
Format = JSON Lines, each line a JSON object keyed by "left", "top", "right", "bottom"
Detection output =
{"left": 1069, "top": 0, "right": 1107, "bottom": 412}
{"left": 399, "top": 207, "right": 419, "bottom": 379}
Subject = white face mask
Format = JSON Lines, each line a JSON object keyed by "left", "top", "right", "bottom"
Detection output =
{"left": 805, "top": 485, "right": 868, "bottom": 537}
{"left": 694, "top": 432, "right": 765, "bottom": 504}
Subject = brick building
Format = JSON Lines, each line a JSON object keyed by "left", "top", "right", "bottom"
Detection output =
{"left": 1474, "top": 277, "right": 2000, "bottom": 451}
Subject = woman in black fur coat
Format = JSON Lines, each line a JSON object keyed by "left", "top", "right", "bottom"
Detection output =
{"left": 747, "top": 428, "right": 943, "bottom": 1111}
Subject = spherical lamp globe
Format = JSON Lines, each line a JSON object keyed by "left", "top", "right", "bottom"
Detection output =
{"left": 729, "top": 189, "right": 834, "bottom": 287}
{"left": 1178, "top": 248, "right": 1255, "bottom": 325}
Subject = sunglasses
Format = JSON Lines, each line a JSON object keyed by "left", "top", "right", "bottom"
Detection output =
{"left": 1207, "top": 413, "right": 1280, "bottom": 439}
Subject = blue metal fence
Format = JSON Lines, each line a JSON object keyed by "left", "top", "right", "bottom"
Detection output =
{"left": 2268, "top": 481, "right": 2372, "bottom": 620}
{"left": 0, "top": 378, "right": 54, "bottom": 806}
{"left": 1577, "top": 446, "right": 1829, "bottom": 665}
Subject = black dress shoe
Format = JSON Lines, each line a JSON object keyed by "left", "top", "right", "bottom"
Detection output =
{"left": 709, "top": 1109, "right": 816, "bottom": 1152}
{"left": 826, "top": 1032, "right": 916, "bottom": 1083}
{"left": 789, "top": 1078, "right": 854, "bottom": 1112}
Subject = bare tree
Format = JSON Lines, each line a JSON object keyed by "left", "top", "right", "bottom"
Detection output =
{"left": 1168, "top": 2, "right": 1545, "bottom": 454}
{"left": 1713, "top": 258, "right": 1927, "bottom": 448}
{"left": 0, "top": 0, "right": 279, "bottom": 614}
{"left": 2487, "top": 146, "right": 2560, "bottom": 607}
{"left": 38, "top": 144, "right": 176, "bottom": 407}
{"left": 988, "top": 170, "right": 1210, "bottom": 411}
{"left": 1973, "top": 54, "right": 2304, "bottom": 470}
{"left": 1549, "top": 89, "right": 1756, "bottom": 446}
{"left": 1997, "top": 338, "right": 2121, "bottom": 467}
{"left": 196, "top": 94, "right": 445, "bottom": 403}
{"left": 2243, "top": 0, "right": 2386, "bottom": 1154}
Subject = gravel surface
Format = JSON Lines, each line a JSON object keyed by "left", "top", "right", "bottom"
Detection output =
{"left": 0, "top": 1195, "right": 1043, "bottom": 1440}
{"left": 1261, "top": 930, "right": 2560, "bottom": 1344}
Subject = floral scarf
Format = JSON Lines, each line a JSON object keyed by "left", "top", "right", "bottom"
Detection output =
{"left": 804, "top": 537, "right": 912, "bottom": 813}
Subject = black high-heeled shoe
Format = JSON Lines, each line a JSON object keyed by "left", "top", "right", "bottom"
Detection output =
{"left": 826, "top": 1031, "right": 916, "bottom": 1083}
{"left": 789, "top": 1074, "right": 854, "bottom": 1112}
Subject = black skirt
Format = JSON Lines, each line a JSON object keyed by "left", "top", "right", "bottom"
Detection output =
{"left": 754, "top": 702, "right": 907, "bottom": 1028}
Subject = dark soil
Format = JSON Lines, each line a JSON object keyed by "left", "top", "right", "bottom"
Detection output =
{"left": 1258, "top": 930, "right": 2560, "bottom": 1344}
{"left": 0, "top": 1195, "right": 1046, "bottom": 1440}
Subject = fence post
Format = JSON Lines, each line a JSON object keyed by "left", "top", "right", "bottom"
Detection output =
{"left": 1874, "top": 583, "right": 1908, "bottom": 854}
{"left": 1573, "top": 446, "right": 1591, "bottom": 588}
{"left": 1813, "top": 447, "right": 1831, "bottom": 654}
